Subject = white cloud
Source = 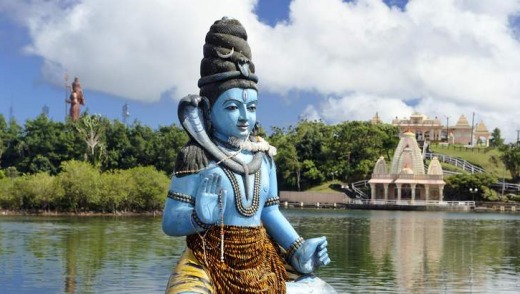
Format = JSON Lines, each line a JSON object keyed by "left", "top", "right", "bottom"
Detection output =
{"left": 259, "top": 0, "right": 520, "bottom": 141}
{"left": 2, "top": 0, "right": 259, "bottom": 102}
{"left": 299, "top": 104, "right": 322, "bottom": 122}
{"left": 2, "top": 0, "right": 520, "bottom": 140}
{"left": 318, "top": 92, "right": 414, "bottom": 123}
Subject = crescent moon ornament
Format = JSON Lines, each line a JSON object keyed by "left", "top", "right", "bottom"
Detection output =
{"left": 216, "top": 47, "right": 234, "bottom": 59}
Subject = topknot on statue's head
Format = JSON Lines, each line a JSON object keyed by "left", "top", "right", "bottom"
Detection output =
{"left": 198, "top": 17, "right": 258, "bottom": 106}
{"left": 208, "top": 17, "right": 248, "bottom": 44}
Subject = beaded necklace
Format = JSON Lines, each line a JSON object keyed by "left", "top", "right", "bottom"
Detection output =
{"left": 222, "top": 167, "right": 261, "bottom": 217}
{"left": 218, "top": 189, "right": 225, "bottom": 262}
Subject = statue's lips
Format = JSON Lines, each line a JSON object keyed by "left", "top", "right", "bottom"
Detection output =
{"left": 237, "top": 124, "right": 249, "bottom": 131}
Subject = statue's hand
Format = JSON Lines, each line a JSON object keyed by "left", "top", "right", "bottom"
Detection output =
{"left": 290, "top": 236, "right": 330, "bottom": 274}
{"left": 195, "top": 173, "right": 226, "bottom": 224}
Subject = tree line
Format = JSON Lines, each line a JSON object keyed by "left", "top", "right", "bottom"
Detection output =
{"left": 0, "top": 113, "right": 188, "bottom": 175}
{"left": 267, "top": 120, "right": 400, "bottom": 190}
{"left": 0, "top": 113, "right": 401, "bottom": 188}
{"left": 1, "top": 113, "right": 519, "bottom": 212}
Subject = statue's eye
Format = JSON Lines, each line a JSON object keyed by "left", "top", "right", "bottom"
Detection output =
{"left": 225, "top": 105, "right": 238, "bottom": 111}
{"left": 248, "top": 105, "right": 257, "bottom": 112}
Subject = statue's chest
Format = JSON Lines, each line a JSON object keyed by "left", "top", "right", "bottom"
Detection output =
{"left": 221, "top": 167, "right": 268, "bottom": 217}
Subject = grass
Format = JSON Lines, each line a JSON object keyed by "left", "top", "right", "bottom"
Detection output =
{"left": 429, "top": 143, "right": 510, "bottom": 179}
{"left": 308, "top": 180, "right": 345, "bottom": 193}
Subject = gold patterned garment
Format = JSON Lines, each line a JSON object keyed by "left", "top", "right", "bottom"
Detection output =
{"left": 181, "top": 225, "right": 288, "bottom": 294}
{"left": 165, "top": 248, "right": 215, "bottom": 293}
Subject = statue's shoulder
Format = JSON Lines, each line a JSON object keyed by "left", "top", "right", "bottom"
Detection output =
{"left": 261, "top": 150, "right": 276, "bottom": 172}
{"left": 174, "top": 140, "right": 210, "bottom": 177}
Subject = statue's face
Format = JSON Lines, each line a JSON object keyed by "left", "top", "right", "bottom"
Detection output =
{"left": 210, "top": 88, "right": 258, "bottom": 140}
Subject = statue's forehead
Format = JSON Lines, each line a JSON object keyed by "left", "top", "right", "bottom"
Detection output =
{"left": 217, "top": 88, "right": 258, "bottom": 103}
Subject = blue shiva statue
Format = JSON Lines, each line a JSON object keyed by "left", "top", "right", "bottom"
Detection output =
{"left": 162, "top": 17, "right": 333, "bottom": 294}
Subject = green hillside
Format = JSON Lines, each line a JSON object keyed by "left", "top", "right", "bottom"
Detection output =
{"left": 429, "top": 143, "right": 510, "bottom": 180}
{"left": 308, "top": 180, "right": 345, "bottom": 193}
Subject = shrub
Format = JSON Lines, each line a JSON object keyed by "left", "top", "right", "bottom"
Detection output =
{"left": 58, "top": 160, "right": 101, "bottom": 212}
{"left": 30, "top": 172, "right": 64, "bottom": 211}
{"left": 480, "top": 186, "right": 500, "bottom": 202}
{"left": 126, "top": 166, "right": 169, "bottom": 212}
{"left": 10, "top": 173, "right": 63, "bottom": 211}
{"left": 99, "top": 170, "right": 131, "bottom": 213}
{"left": 507, "top": 193, "right": 520, "bottom": 202}
{"left": 0, "top": 178, "right": 14, "bottom": 209}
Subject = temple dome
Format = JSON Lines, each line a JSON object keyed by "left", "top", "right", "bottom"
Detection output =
{"left": 475, "top": 121, "right": 489, "bottom": 135}
{"left": 427, "top": 157, "right": 443, "bottom": 175}
{"left": 454, "top": 115, "right": 470, "bottom": 128}
{"left": 373, "top": 156, "right": 388, "bottom": 175}
{"left": 390, "top": 132, "right": 425, "bottom": 175}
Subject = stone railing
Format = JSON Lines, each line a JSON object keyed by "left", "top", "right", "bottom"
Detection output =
{"left": 347, "top": 199, "right": 476, "bottom": 207}
{"left": 424, "top": 152, "right": 486, "bottom": 174}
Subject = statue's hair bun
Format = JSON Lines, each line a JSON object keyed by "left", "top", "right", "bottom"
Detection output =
{"left": 198, "top": 17, "right": 258, "bottom": 105}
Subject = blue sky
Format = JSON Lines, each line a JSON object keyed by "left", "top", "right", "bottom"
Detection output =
{"left": 1, "top": 0, "right": 520, "bottom": 141}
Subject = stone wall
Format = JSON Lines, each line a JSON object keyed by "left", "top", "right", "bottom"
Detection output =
{"left": 279, "top": 191, "right": 348, "bottom": 204}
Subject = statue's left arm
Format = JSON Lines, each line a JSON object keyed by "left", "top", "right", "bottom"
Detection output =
{"left": 261, "top": 157, "right": 331, "bottom": 274}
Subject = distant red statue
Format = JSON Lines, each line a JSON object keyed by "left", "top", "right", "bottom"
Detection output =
{"left": 66, "top": 77, "right": 86, "bottom": 121}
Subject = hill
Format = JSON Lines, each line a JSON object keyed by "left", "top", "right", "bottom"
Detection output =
{"left": 428, "top": 143, "right": 510, "bottom": 180}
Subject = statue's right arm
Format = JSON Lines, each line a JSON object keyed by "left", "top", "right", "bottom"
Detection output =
{"left": 162, "top": 174, "right": 206, "bottom": 236}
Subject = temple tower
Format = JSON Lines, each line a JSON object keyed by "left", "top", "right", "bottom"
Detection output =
{"left": 369, "top": 131, "right": 445, "bottom": 203}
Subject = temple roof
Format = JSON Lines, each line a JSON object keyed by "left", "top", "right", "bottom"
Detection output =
{"left": 453, "top": 114, "right": 470, "bottom": 128}
{"left": 474, "top": 121, "right": 490, "bottom": 135}
{"left": 427, "top": 157, "right": 443, "bottom": 175}
{"left": 372, "top": 156, "right": 388, "bottom": 175}
{"left": 390, "top": 131, "right": 425, "bottom": 175}
{"left": 410, "top": 112, "right": 426, "bottom": 119}
{"left": 370, "top": 112, "right": 382, "bottom": 124}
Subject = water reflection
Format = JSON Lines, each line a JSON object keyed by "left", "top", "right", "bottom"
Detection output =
{"left": 281, "top": 209, "right": 520, "bottom": 293}
{"left": 0, "top": 216, "right": 181, "bottom": 294}
{"left": 1, "top": 211, "right": 520, "bottom": 293}
{"left": 368, "top": 212, "right": 444, "bottom": 292}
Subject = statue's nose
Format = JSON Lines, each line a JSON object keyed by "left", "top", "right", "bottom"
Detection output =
{"left": 238, "top": 106, "right": 248, "bottom": 121}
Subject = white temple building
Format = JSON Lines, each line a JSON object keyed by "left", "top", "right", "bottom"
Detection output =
{"left": 387, "top": 112, "right": 491, "bottom": 146}
{"left": 368, "top": 131, "right": 445, "bottom": 203}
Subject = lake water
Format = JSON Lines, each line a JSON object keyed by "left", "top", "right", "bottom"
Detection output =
{"left": 1, "top": 209, "right": 520, "bottom": 293}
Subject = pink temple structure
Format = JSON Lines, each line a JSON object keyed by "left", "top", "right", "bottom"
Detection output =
{"left": 368, "top": 131, "right": 445, "bottom": 203}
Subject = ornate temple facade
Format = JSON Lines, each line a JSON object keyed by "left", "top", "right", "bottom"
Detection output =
{"left": 390, "top": 112, "right": 443, "bottom": 142}
{"left": 474, "top": 121, "right": 490, "bottom": 146}
{"left": 384, "top": 112, "right": 491, "bottom": 146}
{"left": 368, "top": 131, "right": 445, "bottom": 203}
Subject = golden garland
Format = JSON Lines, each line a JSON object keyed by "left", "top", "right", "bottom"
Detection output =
{"left": 187, "top": 225, "right": 288, "bottom": 293}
